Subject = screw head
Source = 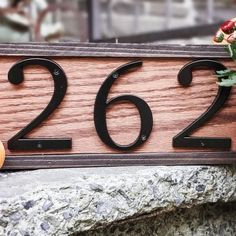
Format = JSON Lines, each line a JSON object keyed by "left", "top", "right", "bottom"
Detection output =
{"left": 141, "top": 135, "right": 147, "bottom": 142}
{"left": 37, "top": 143, "right": 42, "bottom": 149}
{"left": 54, "top": 69, "right": 60, "bottom": 76}
{"left": 113, "top": 73, "right": 119, "bottom": 79}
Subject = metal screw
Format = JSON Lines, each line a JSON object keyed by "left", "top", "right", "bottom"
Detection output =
{"left": 201, "top": 142, "right": 205, "bottom": 147}
{"left": 37, "top": 143, "right": 42, "bottom": 149}
{"left": 141, "top": 135, "right": 147, "bottom": 141}
{"left": 113, "top": 73, "right": 119, "bottom": 79}
{"left": 54, "top": 69, "right": 60, "bottom": 76}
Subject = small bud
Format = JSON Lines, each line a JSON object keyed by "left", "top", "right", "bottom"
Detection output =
{"left": 213, "top": 30, "right": 224, "bottom": 43}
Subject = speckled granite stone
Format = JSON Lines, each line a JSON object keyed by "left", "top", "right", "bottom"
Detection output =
{"left": 0, "top": 166, "right": 236, "bottom": 235}
{"left": 81, "top": 202, "right": 236, "bottom": 236}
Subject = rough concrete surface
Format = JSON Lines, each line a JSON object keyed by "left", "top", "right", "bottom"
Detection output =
{"left": 0, "top": 166, "right": 236, "bottom": 235}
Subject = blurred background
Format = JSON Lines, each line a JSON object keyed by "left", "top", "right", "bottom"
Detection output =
{"left": 0, "top": 0, "right": 235, "bottom": 44}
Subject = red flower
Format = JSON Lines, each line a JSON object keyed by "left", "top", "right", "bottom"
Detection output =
{"left": 221, "top": 21, "right": 235, "bottom": 34}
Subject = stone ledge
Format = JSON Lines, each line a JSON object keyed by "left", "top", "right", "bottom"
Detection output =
{"left": 0, "top": 166, "right": 236, "bottom": 235}
{"left": 82, "top": 202, "right": 236, "bottom": 236}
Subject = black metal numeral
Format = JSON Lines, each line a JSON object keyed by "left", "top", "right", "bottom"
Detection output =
{"left": 173, "top": 59, "right": 232, "bottom": 149}
{"left": 94, "top": 61, "right": 153, "bottom": 151}
{"left": 8, "top": 58, "right": 72, "bottom": 150}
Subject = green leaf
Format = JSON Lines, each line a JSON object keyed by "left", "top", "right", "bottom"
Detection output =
{"left": 216, "top": 69, "right": 236, "bottom": 78}
{"left": 216, "top": 69, "right": 232, "bottom": 75}
{"left": 216, "top": 69, "right": 236, "bottom": 87}
{"left": 216, "top": 43, "right": 236, "bottom": 86}
{"left": 229, "top": 73, "right": 236, "bottom": 80}
{"left": 226, "top": 44, "right": 236, "bottom": 61}
{"left": 217, "top": 78, "right": 236, "bottom": 87}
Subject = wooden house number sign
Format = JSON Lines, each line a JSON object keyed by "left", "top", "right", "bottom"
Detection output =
{"left": 1, "top": 43, "right": 236, "bottom": 169}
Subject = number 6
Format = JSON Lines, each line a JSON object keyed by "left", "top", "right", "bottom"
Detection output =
{"left": 94, "top": 61, "right": 153, "bottom": 151}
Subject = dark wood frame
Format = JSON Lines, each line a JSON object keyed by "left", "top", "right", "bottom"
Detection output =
{"left": 3, "top": 152, "right": 236, "bottom": 169}
{"left": 0, "top": 43, "right": 230, "bottom": 58}
{"left": 0, "top": 43, "right": 235, "bottom": 169}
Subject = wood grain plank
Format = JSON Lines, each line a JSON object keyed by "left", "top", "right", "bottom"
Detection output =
{"left": 0, "top": 57, "right": 235, "bottom": 156}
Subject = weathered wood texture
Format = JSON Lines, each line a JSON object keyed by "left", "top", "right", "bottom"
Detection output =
{"left": 0, "top": 44, "right": 235, "bottom": 169}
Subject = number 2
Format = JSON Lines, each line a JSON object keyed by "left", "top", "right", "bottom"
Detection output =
{"left": 173, "top": 60, "right": 232, "bottom": 149}
{"left": 7, "top": 58, "right": 72, "bottom": 150}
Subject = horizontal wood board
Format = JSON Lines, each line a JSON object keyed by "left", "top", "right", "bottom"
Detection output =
{"left": 4, "top": 152, "right": 236, "bottom": 170}
{"left": 0, "top": 44, "right": 235, "bottom": 169}
{"left": 0, "top": 43, "right": 231, "bottom": 58}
